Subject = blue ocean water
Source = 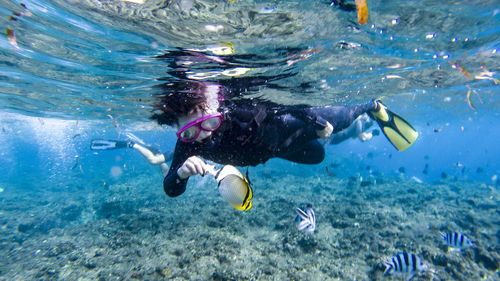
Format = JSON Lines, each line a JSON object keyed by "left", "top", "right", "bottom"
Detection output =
{"left": 0, "top": 0, "right": 499, "bottom": 280}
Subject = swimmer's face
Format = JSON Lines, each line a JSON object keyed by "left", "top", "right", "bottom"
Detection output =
{"left": 177, "top": 110, "right": 214, "bottom": 143}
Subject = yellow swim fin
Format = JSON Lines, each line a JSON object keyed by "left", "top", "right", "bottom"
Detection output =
{"left": 369, "top": 101, "right": 418, "bottom": 151}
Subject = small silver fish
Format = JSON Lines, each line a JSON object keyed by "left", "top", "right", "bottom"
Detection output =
{"left": 295, "top": 205, "right": 316, "bottom": 233}
{"left": 383, "top": 252, "right": 427, "bottom": 281}
{"left": 440, "top": 232, "right": 474, "bottom": 251}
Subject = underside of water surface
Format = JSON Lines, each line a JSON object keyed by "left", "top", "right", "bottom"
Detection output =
{"left": 0, "top": 0, "right": 499, "bottom": 280}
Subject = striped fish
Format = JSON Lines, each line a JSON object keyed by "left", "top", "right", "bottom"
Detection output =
{"left": 218, "top": 174, "right": 252, "bottom": 211}
{"left": 383, "top": 252, "right": 427, "bottom": 281}
{"left": 440, "top": 232, "right": 473, "bottom": 251}
{"left": 295, "top": 205, "right": 316, "bottom": 233}
{"left": 213, "top": 165, "right": 253, "bottom": 212}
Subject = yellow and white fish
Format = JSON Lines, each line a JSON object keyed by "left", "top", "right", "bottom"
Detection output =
{"left": 206, "top": 165, "right": 253, "bottom": 211}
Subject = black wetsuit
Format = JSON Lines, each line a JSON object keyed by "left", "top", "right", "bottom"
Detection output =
{"left": 163, "top": 99, "right": 376, "bottom": 197}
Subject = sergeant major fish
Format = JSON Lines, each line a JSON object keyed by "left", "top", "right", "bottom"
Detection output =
{"left": 440, "top": 232, "right": 474, "bottom": 251}
{"left": 383, "top": 252, "right": 427, "bottom": 281}
{"left": 295, "top": 204, "right": 316, "bottom": 233}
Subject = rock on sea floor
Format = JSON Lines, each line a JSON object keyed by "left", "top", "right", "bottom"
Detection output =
{"left": 0, "top": 171, "right": 499, "bottom": 281}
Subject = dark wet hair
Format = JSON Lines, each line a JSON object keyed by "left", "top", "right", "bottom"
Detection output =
{"left": 150, "top": 80, "right": 209, "bottom": 126}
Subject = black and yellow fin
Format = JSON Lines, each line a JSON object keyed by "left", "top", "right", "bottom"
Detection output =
{"left": 369, "top": 101, "right": 418, "bottom": 151}
{"left": 234, "top": 177, "right": 253, "bottom": 212}
{"left": 232, "top": 200, "right": 252, "bottom": 212}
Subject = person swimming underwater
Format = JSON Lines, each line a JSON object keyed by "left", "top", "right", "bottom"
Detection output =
{"left": 150, "top": 79, "right": 418, "bottom": 197}
{"left": 91, "top": 136, "right": 173, "bottom": 177}
{"left": 150, "top": 47, "right": 418, "bottom": 197}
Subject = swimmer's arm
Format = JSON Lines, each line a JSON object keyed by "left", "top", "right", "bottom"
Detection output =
{"left": 162, "top": 143, "right": 190, "bottom": 197}
{"left": 163, "top": 169, "right": 187, "bottom": 197}
{"left": 160, "top": 163, "right": 169, "bottom": 177}
{"left": 132, "top": 143, "right": 166, "bottom": 165}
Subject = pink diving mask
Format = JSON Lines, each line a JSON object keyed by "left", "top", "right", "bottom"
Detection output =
{"left": 176, "top": 112, "right": 223, "bottom": 143}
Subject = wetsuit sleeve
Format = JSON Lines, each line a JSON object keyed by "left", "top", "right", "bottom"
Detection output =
{"left": 163, "top": 150, "right": 174, "bottom": 163}
{"left": 305, "top": 102, "right": 377, "bottom": 133}
{"left": 163, "top": 142, "right": 189, "bottom": 197}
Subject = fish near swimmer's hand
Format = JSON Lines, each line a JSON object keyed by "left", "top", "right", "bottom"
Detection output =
{"left": 177, "top": 156, "right": 208, "bottom": 179}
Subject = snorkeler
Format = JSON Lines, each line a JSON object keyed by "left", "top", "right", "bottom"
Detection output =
{"left": 91, "top": 139, "right": 173, "bottom": 176}
{"left": 150, "top": 80, "right": 418, "bottom": 197}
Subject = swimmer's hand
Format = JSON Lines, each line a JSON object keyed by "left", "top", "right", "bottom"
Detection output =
{"left": 316, "top": 121, "right": 333, "bottom": 139}
{"left": 358, "top": 132, "right": 373, "bottom": 142}
{"left": 177, "top": 156, "right": 208, "bottom": 179}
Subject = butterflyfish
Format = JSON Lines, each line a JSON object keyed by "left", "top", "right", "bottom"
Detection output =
{"left": 208, "top": 165, "right": 253, "bottom": 211}
{"left": 218, "top": 174, "right": 252, "bottom": 211}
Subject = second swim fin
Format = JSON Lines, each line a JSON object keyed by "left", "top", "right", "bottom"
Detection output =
{"left": 90, "top": 139, "right": 130, "bottom": 150}
{"left": 369, "top": 101, "right": 418, "bottom": 151}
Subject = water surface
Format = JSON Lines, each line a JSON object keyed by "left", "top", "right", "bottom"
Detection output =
{"left": 0, "top": 1, "right": 499, "bottom": 280}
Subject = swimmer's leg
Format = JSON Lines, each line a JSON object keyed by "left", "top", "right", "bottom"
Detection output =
{"left": 278, "top": 140, "right": 325, "bottom": 164}
{"left": 306, "top": 101, "right": 376, "bottom": 133}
